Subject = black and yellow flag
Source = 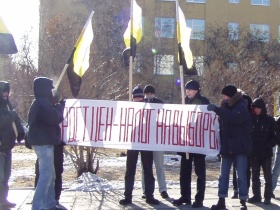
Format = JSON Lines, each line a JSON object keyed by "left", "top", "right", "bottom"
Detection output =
{"left": 177, "top": 6, "right": 193, "bottom": 69}
{"left": 122, "top": 0, "right": 142, "bottom": 66}
{"left": 66, "top": 12, "right": 94, "bottom": 98}
{"left": 0, "top": 16, "right": 17, "bottom": 54}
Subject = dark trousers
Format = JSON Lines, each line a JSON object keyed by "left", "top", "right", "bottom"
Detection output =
{"left": 124, "top": 150, "right": 154, "bottom": 199}
{"left": 251, "top": 157, "right": 272, "bottom": 199}
{"left": 180, "top": 153, "right": 206, "bottom": 202}
{"left": 233, "top": 156, "right": 251, "bottom": 192}
{"left": 35, "top": 144, "right": 64, "bottom": 201}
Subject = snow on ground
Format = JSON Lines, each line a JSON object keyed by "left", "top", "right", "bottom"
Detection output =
{"left": 9, "top": 152, "right": 275, "bottom": 192}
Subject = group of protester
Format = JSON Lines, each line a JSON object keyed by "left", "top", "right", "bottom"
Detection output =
{"left": 118, "top": 81, "right": 280, "bottom": 210}
{"left": 0, "top": 77, "right": 65, "bottom": 210}
{"left": 1, "top": 77, "right": 280, "bottom": 210}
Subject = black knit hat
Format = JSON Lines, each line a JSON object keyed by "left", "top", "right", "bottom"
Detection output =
{"left": 221, "top": 85, "right": 237, "bottom": 97}
{"left": 132, "top": 86, "right": 144, "bottom": 98}
{"left": 185, "top": 80, "right": 199, "bottom": 91}
{"left": 144, "top": 85, "right": 155, "bottom": 94}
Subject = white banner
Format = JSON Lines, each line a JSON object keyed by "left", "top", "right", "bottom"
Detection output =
{"left": 62, "top": 99, "right": 220, "bottom": 156}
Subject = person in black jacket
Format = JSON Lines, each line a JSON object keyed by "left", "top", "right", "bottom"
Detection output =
{"left": 247, "top": 98, "right": 280, "bottom": 205}
{"left": 27, "top": 77, "right": 65, "bottom": 210}
{"left": 119, "top": 86, "right": 159, "bottom": 205}
{"left": 0, "top": 81, "right": 25, "bottom": 209}
{"left": 207, "top": 85, "right": 251, "bottom": 210}
{"left": 231, "top": 93, "right": 252, "bottom": 199}
{"left": 172, "top": 80, "right": 210, "bottom": 208}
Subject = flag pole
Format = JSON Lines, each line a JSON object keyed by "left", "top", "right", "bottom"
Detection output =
{"left": 176, "top": 0, "right": 185, "bottom": 105}
{"left": 176, "top": 0, "right": 188, "bottom": 159}
{"left": 128, "top": 0, "right": 134, "bottom": 101}
{"left": 54, "top": 11, "right": 94, "bottom": 91}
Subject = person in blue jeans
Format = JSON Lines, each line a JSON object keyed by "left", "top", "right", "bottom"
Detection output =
{"left": 27, "top": 77, "right": 65, "bottom": 210}
{"left": 141, "top": 85, "right": 169, "bottom": 199}
{"left": 0, "top": 81, "right": 25, "bottom": 209}
{"left": 207, "top": 85, "right": 252, "bottom": 210}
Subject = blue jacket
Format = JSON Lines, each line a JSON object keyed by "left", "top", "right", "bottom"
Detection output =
{"left": 27, "top": 78, "right": 64, "bottom": 146}
{"left": 214, "top": 90, "right": 252, "bottom": 156}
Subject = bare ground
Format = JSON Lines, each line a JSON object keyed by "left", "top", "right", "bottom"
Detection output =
{"left": 11, "top": 144, "right": 220, "bottom": 188}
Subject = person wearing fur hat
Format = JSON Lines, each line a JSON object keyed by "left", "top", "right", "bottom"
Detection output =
{"left": 207, "top": 85, "right": 252, "bottom": 210}
{"left": 172, "top": 80, "right": 210, "bottom": 208}
{"left": 141, "top": 84, "right": 169, "bottom": 199}
{"left": 119, "top": 86, "right": 159, "bottom": 205}
{"left": 247, "top": 98, "right": 280, "bottom": 205}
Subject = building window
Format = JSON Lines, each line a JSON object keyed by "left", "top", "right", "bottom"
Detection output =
{"left": 229, "top": 0, "right": 239, "bottom": 3}
{"left": 250, "top": 24, "right": 270, "bottom": 42}
{"left": 155, "top": 18, "right": 175, "bottom": 38}
{"left": 187, "top": 0, "right": 206, "bottom": 3}
{"left": 228, "top": 22, "right": 239, "bottom": 40}
{"left": 186, "top": 19, "right": 205, "bottom": 40}
{"left": 251, "top": 0, "right": 270, "bottom": 6}
{"left": 154, "top": 55, "right": 174, "bottom": 75}
{"left": 194, "top": 56, "right": 204, "bottom": 76}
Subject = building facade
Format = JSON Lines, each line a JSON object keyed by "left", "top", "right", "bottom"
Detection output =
{"left": 39, "top": 0, "right": 280, "bottom": 104}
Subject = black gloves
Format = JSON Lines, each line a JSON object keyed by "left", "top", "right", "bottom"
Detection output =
{"left": 207, "top": 104, "right": 218, "bottom": 112}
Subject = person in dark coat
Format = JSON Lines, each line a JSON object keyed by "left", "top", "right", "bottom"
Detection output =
{"left": 119, "top": 86, "right": 159, "bottom": 205}
{"left": 207, "top": 85, "right": 251, "bottom": 210}
{"left": 0, "top": 81, "right": 25, "bottom": 209}
{"left": 27, "top": 77, "right": 65, "bottom": 210}
{"left": 172, "top": 80, "right": 210, "bottom": 208}
{"left": 247, "top": 98, "right": 280, "bottom": 205}
{"left": 231, "top": 93, "right": 252, "bottom": 199}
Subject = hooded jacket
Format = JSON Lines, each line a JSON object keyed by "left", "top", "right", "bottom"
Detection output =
{"left": 251, "top": 98, "right": 280, "bottom": 159}
{"left": 214, "top": 90, "right": 252, "bottom": 156}
{"left": 27, "top": 77, "right": 64, "bottom": 146}
{"left": 0, "top": 81, "right": 24, "bottom": 152}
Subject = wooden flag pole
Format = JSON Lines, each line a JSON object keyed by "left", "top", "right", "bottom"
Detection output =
{"left": 128, "top": 0, "right": 134, "bottom": 101}
{"left": 176, "top": 0, "right": 188, "bottom": 159}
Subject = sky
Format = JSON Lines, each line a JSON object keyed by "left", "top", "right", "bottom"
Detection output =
{"left": 0, "top": 0, "right": 39, "bottom": 58}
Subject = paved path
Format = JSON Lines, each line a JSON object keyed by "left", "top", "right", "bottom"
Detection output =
{"left": 6, "top": 187, "right": 280, "bottom": 210}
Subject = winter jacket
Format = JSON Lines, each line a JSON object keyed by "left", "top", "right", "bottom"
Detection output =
{"left": 214, "top": 90, "right": 252, "bottom": 157}
{"left": 27, "top": 77, "right": 64, "bottom": 146}
{"left": 251, "top": 98, "right": 280, "bottom": 159}
{"left": 0, "top": 81, "right": 25, "bottom": 152}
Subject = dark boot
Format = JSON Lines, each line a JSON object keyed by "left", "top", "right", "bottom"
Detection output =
{"left": 211, "top": 197, "right": 226, "bottom": 210}
{"left": 119, "top": 198, "right": 132, "bottom": 205}
{"left": 247, "top": 196, "right": 261, "bottom": 203}
{"left": 240, "top": 200, "right": 247, "bottom": 210}
{"left": 172, "top": 197, "right": 191, "bottom": 206}
{"left": 146, "top": 197, "right": 159, "bottom": 205}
